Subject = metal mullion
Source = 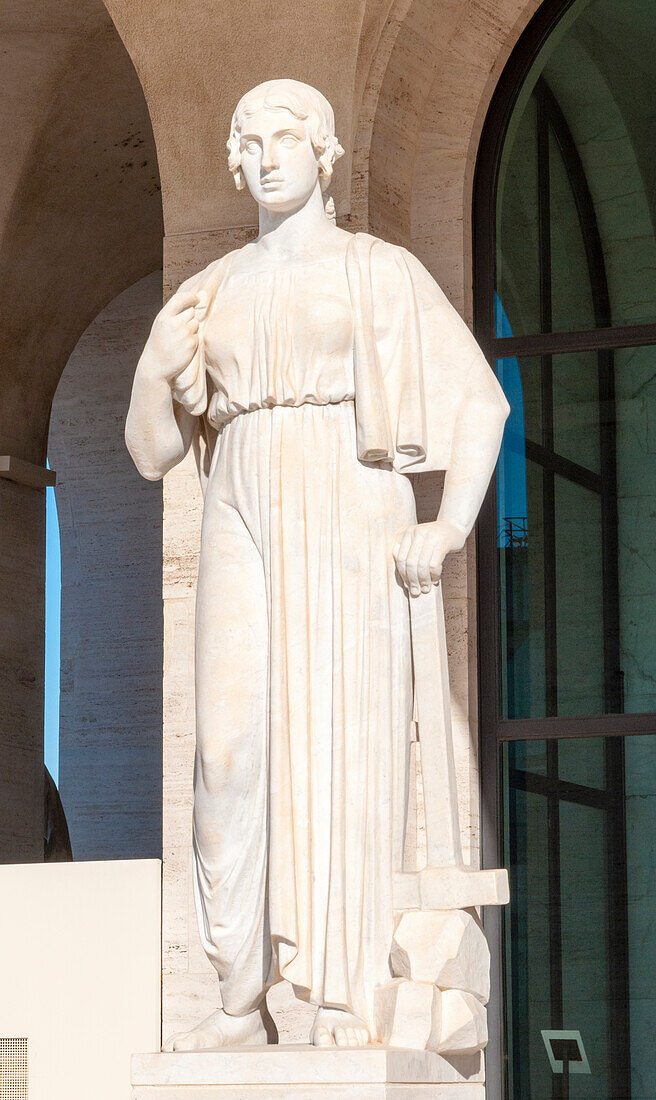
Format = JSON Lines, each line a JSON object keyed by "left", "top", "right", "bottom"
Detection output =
{"left": 498, "top": 712, "right": 656, "bottom": 740}
{"left": 492, "top": 320, "right": 656, "bottom": 358}
{"left": 507, "top": 775, "right": 529, "bottom": 1098}
{"left": 598, "top": 346, "right": 623, "bottom": 713}
{"left": 537, "top": 91, "right": 558, "bottom": 721}
{"left": 546, "top": 741, "right": 564, "bottom": 1100}
{"left": 604, "top": 737, "right": 631, "bottom": 1097}
{"left": 509, "top": 767, "right": 610, "bottom": 810}
{"left": 512, "top": 434, "right": 602, "bottom": 494}
{"left": 539, "top": 77, "right": 624, "bottom": 719}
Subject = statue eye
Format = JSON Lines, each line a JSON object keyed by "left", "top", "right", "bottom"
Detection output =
{"left": 243, "top": 139, "right": 260, "bottom": 154}
{"left": 280, "top": 134, "right": 299, "bottom": 147}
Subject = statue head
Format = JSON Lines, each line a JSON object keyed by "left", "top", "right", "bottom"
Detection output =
{"left": 227, "top": 79, "right": 344, "bottom": 217}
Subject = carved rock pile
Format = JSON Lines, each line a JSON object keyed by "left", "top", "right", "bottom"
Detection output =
{"left": 376, "top": 909, "right": 490, "bottom": 1055}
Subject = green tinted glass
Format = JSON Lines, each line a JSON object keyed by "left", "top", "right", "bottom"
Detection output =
{"left": 496, "top": 0, "right": 656, "bottom": 336}
{"left": 497, "top": 345, "right": 656, "bottom": 718}
{"left": 503, "top": 734, "right": 656, "bottom": 1096}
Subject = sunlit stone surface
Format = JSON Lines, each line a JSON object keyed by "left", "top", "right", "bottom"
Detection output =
{"left": 127, "top": 78, "right": 509, "bottom": 1093}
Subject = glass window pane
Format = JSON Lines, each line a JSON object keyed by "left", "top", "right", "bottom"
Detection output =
{"left": 554, "top": 475, "right": 604, "bottom": 716}
{"left": 503, "top": 734, "right": 656, "bottom": 1096}
{"left": 558, "top": 737, "right": 606, "bottom": 788}
{"left": 508, "top": 739, "right": 548, "bottom": 778}
{"left": 559, "top": 798, "right": 611, "bottom": 1096}
{"left": 616, "top": 344, "right": 656, "bottom": 714}
{"left": 496, "top": 0, "right": 656, "bottom": 335}
{"left": 552, "top": 350, "right": 600, "bottom": 474}
{"left": 496, "top": 345, "right": 656, "bottom": 718}
{"left": 502, "top": 760, "right": 551, "bottom": 1096}
{"left": 496, "top": 96, "right": 541, "bottom": 338}
{"left": 549, "top": 128, "right": 597, "bottom": 334}
{"left": 498, "top": 453, "right": 546, "bottom": 719}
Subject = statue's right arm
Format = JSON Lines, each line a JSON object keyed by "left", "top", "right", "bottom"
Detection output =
{"left": 125, "top": 290, "right": 204, "bottom": 480}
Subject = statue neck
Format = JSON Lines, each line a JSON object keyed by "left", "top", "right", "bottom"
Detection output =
{"left": 256, "top": 182, "right": 333, "bottom": 257}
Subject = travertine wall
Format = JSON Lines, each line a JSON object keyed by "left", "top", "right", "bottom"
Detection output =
{"left": 49, "top": 273, "right": 164, "bottom": 862}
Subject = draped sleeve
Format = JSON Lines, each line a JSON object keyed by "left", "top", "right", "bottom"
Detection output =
{"left": 346, "top": 233, "right": 509, "bottom": 474}
{"left": 167, "top": 253, "right": 232, "bottom": 493}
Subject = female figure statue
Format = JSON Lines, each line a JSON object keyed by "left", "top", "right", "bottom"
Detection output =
{"left": 126, "top": 79, "right": 508, "bottom": 1052}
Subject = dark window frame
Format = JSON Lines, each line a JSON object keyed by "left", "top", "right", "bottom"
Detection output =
{"left": 472, "top": 0, "right": 656, "bottom": 1094}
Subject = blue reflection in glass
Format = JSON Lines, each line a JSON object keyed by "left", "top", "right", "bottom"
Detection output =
{"left": 494, "top": 294, "right": 527, "bottom": 549}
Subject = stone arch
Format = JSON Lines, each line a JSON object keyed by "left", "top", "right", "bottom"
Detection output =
{"left": 48, "top": 273, "right": 164, "bottom": 862}
{"left": 0, "top": 10, "right": 162, "bottom": 466}
{"left": 0, "top": 0, "right": 163, "bottom": 861}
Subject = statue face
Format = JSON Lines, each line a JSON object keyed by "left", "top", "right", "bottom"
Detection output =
{"left": 239, "top": 106, "right": 321, "bottom": 213}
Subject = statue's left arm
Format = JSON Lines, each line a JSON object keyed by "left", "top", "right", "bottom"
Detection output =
{"left": 388, "top": 250, "right": 510, "bottom": 597}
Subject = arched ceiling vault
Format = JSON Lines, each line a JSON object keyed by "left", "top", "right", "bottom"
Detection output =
{"left": 102, "top": 0, "right": 373, "bottom": 234}
{"left": 0, "top": 0, "right": 162, "bottom": 465}
{"left": 0, "top": 0, "right": 551, "bottom": 465}
{"left": 370, "top": 0, "right": 543, "bottom": 308}
{"left": 100, "top": 0, "right": 546, "bottom": 296}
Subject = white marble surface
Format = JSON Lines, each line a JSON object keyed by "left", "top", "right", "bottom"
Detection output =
{"left": 127, "top": 79, "right": 508, "bottom": 1054}
{"left": 439, "top": 993, "right": 487, "bottom": 1058}
{"left": 132, "top": 1047, "right": 484, "bottom": 1085}
{"left": 390, "top": 911, "right": 490, "bottom": 1002}
{"left": 132, "top": 1084, "right": 484, "bottom": 1098}
{"left": 394, "top": 866, "right": 509, "bottom": 911}
{"left": 1, "top": 860, "right": 160, "bottom": 1100}
{"left": 375, "top": 981, "right": 442, "bottom": 1051}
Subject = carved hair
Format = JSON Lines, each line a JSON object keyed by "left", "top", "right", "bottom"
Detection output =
{"left": 227, "top": 79, "right": 345, "bottom": 200}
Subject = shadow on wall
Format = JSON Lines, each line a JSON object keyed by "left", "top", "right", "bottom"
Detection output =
{"left": 44, "top": 766, "right": 72, "bottom": 861}
{"left": 47, "top": 272, "right": 164, "bottom": 862}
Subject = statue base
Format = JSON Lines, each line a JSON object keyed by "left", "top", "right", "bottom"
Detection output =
{"left": 131, "top": 1047, "right": 485, "bottom": 1098}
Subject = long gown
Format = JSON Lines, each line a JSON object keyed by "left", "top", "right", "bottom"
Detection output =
{"left": 166, "top": 234, "right": 509, "bottom": 1034}
{"left": 190, "top": 251, "right": 415, "bottom": 1029}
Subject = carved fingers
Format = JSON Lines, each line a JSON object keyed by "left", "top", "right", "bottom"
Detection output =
{"left": 145, "top": 289, "right": 209, "bottom": 380}
{"left": 393, "top": 520, "right": 466, "bottom": 598}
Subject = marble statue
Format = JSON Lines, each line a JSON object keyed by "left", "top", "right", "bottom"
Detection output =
{"left": 126, "top": 78, "right": 510, "bottom": 1058}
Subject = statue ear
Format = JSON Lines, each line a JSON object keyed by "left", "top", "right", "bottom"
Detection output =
{"left": 323, "top": 196, "right": 337, "bottom": 224}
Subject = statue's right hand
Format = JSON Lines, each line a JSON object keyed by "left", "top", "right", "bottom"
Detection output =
{"left": 143, "top": 290, "right": 207, "bottom": 381}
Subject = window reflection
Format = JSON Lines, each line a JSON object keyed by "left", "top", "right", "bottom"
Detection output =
{"left": 497, "top": 345, "right": 656, "bottom": 718}
{"left": 497, "top": 0, "right": 656, "bottom": 336}
{"left": 501, "top": 734, "right": 656, "bottom": 1096}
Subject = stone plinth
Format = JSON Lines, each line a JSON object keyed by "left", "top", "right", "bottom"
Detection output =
{"left": 131, "top": 1047, "right": 485, "bottom": 1098}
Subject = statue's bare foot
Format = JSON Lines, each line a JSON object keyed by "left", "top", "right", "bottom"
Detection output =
{"left": 163, "top": 1004, "right": 278, "bottom": 1052}
{"left": 311, "top": 1006, "right": 370, "bottom": 1048}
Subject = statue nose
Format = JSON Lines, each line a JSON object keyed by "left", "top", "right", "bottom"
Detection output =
{"left": 261, "top": 144, "right": 279, "bottom": 172}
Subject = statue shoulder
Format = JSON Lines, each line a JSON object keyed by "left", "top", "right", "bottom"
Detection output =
{"left": 353, "top": 232, "right": 429, "bottom": 279}
{"left": 174, "top": 251, "right": 235, "bottom": 298}
{"left": 353, "top": 233, "right": 442, "bottom": 313}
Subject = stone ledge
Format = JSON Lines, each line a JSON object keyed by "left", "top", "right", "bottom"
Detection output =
{"left": 132, "top": 1047, "right": 484, "bottom": 1095}
{"left": 132, "top": 1086, "right": 484, "bottom": 1098}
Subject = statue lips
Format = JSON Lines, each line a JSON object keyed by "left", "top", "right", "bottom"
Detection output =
{"left": 261, "top": 175, "right": 284, "bottom": 190}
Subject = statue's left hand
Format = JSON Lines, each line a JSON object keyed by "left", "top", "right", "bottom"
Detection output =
{"left": 393, "top": 519, "right": 467, "bottom": 598}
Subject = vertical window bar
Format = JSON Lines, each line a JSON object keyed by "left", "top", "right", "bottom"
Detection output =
{"left": 536, "top": 87, "right": 558, "bottom": 720}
